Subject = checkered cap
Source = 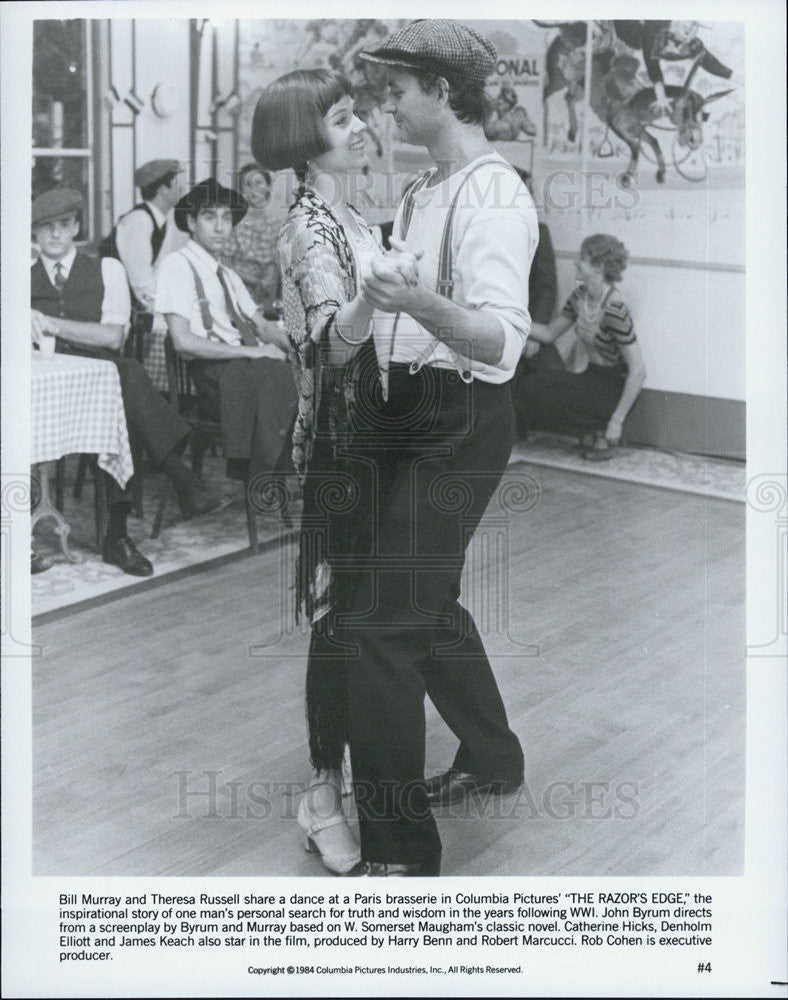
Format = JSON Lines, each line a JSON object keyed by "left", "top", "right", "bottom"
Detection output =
{"left": 359, "top": 19, "right": 496, "bottom": 82}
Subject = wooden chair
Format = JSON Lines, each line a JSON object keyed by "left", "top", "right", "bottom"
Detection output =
{"left": 150, "top": 333, "right": 263, "bottom": 550}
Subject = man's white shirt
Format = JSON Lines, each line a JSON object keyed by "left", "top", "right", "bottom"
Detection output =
{"left": 373, "top": 153, "right": 538, "bottom": 384}
{"left": 115, "top": 201, "right": 186, "bottom": 310}
{"left": 155, "top": 239, "right": 281, "bottom": 357}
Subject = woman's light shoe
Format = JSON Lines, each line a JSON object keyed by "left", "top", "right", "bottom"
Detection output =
{"left": 297, "top": 792, "right": 361, "bottom": 876}
{"left": 351, "top": 854, "right": 442, "bottom": 877}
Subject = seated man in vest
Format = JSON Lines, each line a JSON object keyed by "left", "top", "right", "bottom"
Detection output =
{"left": 114, "top": 158, "right": 186, "bottom": 342}
{"left": 31, "top": 187, "right": 211, "bottom": 577}
{"left": 155, "top": 178, "right": 296, "bottom": 491}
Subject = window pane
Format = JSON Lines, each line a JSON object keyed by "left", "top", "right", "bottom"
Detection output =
{"left": 32, "top": 19, "right": 88, "bottom": 149}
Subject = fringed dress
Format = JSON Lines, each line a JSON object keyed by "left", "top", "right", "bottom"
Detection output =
{"left": 278, "top": 185, "right": 380, "bottom": 773}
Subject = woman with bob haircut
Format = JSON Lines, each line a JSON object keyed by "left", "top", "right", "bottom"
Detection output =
{"left": 252, "top": 68, "right": 419, "bottom": 875}
{"left": 515, "top": 232, "right": 646, "bottom": 459}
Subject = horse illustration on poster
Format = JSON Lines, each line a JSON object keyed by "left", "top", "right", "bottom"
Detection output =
{"left": 535, "top": 19, "right": 739, "bottom": 186}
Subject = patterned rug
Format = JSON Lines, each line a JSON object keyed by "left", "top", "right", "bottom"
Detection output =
{"left": 511, "top": 432, "right": 745, "bottom": 503}
{"left": 31, "top": 456, "right": 298, "bottom": 618}
{"left": 32, "top": 436, "right": 744, "bottom": 617}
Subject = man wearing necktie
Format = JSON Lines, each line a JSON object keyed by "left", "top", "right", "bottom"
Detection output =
{"left": 155, "top": 178, "right": 297, "bottom": 489}
{"left": 30, "top": 187, "right": 212, "bottom": 577}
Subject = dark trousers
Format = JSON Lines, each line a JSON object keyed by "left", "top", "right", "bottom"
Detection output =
{"left": 321, "top": 362, "right": 523, "bottom": 864}
{"left": 513, "top": 363, "right": 625, "bottom": 438}
{"left": 187, "top": 357, "right": 298, "bottom": 482}
{"left": 56, "top": 341, "right": 191, "bottom": 502}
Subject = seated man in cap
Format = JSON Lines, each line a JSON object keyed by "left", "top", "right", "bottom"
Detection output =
{"left": 155, "top": 177, "right": 296, "bottom": 490}
{"left": 31, "top": 187, "right": 211, "bottom": 577}
{"left": 113, "top": 159, "right": 186, "bottom": 337}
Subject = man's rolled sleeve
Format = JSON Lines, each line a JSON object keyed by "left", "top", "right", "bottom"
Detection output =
{"left": 457, "top": 208, "right": 538, "bottom": 374}
{"left": 100, "top": 258, "right": 132, "bottom": 329}
{"left": 116, "top": 209, "right": 155, "bottom": 305}
{"left": 154, "top": 253, "right": 193, "bottom": 321}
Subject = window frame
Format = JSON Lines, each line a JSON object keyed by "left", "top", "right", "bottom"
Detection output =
{"left": 32, "top": 19, "right": 97, "bottom": 239}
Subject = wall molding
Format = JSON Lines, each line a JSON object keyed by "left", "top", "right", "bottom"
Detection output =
{"left": 555, "top": 249, "right": 745, "bottom": 275}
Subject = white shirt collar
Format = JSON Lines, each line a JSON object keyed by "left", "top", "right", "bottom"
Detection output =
{"left": 39, "top": 246, "right": 77, "bottom": 282}
{"left": 144, "top": 200, "right": 168, "bottom": 227}
{"left": 183, "top": 239, "right": 221, "bottom": 271}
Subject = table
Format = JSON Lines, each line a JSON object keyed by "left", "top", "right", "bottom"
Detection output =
{"left": 31, "top": 353, "right": 134, "bottom": 562}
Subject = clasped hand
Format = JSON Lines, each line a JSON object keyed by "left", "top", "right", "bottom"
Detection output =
{"left": 361, "top": 237, "right": 423, "bottom": 313}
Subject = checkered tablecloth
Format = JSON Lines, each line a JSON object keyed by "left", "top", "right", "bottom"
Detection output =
{"left": 31, "top": 353, "right": 134, "bottom": 488}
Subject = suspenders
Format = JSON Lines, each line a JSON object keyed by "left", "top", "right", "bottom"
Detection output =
{"left": 398, "top": 171, "right": 431, "bottom": 241}
{"left": 393, "top": 156, "right": 521, "bottom": 381}
{"left": 185, "top": 259, "right": 217, "bottom": 337}
{"left": 184, "top": 257, "right": 256, "bottom": 344}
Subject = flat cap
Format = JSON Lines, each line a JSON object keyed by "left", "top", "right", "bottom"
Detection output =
{"left": 174, "top": 177, "right": 248, "bottom": 232}
{"left": 31, "top": 188, "right": 83, "bottom": 227}
{"left": 359, "top": 19, "right": 496, "bottom": 82}
{"left": 134, "top": 158, "right": 183, "bottom": 190}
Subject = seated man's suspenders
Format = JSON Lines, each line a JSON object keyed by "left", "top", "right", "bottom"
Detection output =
{"left": 177, "top": 257, "right": 298, "bottom": 484}
{"left": 184, "top": 259, "right": 259, "bottom": 347}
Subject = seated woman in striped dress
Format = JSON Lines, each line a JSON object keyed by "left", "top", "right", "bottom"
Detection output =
{"left": 514, "top": 233, "right": 646, "bottom": 459}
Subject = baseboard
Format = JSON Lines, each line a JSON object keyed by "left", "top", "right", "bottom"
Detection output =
{"left": 624, "top": 390, "right": 745, "bottom": 460}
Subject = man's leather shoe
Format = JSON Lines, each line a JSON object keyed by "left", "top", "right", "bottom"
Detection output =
{"left": 351, "top": 854, "right": 441, "bottom": 877}
{"left": 31, "top": 550, "right": 52, "bottom": 574}
{"left": 426, "top": 768, "right": 523, "bottom": 806}
{"left": 102, "top": 536, "right": 154, "bottom": 577}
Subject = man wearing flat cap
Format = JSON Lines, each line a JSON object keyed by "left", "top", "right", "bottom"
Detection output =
{"left": 323, "top": 20, "right": 535, "bottom": 875}
{"left": 110, "top": 159, "right": 186, "bottom": 372}
{"left": 114, "top": 159, "right": 185, "bottom": 316}
{"left": 155, "top": 177, "right": 296, "bottom": 489}
{"left": 31, "top": 187, "right": 212, "bottom": 577}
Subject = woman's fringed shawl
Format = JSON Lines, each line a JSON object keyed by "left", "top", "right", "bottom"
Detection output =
{"left": 279, "top": 186, "right": 371, "bottom": 771}
{"left": 279, "top": 188, "right": 361, "bottom": 489}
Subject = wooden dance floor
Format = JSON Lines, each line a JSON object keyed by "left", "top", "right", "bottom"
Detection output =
{"left": 32, "top": 464, "right": 745, "bottom": 877}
